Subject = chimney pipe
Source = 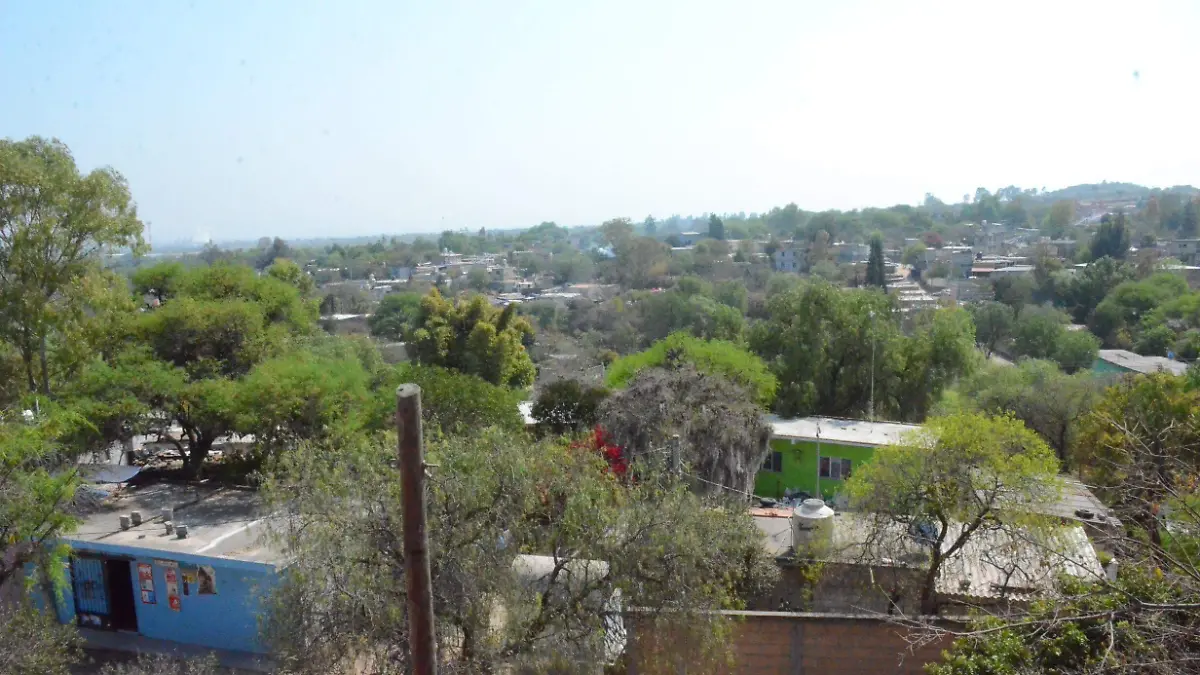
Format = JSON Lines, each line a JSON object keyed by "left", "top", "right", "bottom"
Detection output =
{"left": 130, "top": 511, "right": 143, "bottom": 526}
{"left": 165, "top": 521, "right": 174, "bottom": 536}
{"left": 119, "top": 515, "right": 131, "bottom": 530}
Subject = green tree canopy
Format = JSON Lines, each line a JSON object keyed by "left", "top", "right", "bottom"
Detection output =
{"left": 263, "top": 428, "right": 776, "bottom": 673}
{"left": 0, "top": 137, "right": 145, "bottom": 395}
{"left": 367, "top": 291, "right": 423, "bottom": 341}
{"left": 865, "top": 232, "right": 887, "bottom": 288}
{"left": 606, "top": 332, "right": 777, "bottom": 407}
{"left": 846, "top": 412, "right": 1061, "bottom": 614}
{"left": 408, "top": 289, "right": 536, "bottom": 388}
{"left": 750, "top": 280, "right": 975, "bottom": 420}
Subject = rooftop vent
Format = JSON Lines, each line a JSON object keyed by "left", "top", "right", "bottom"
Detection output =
{"left": 119, "top": 515, "right": 131, "bottom": 530}
{"left": 130, "top": 511, "right": 143, "bottom": 526}
{"left": 175, "top": 524, "right": 189, "bottom": 539}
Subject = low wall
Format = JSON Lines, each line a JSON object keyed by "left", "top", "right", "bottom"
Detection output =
{"left": 628, "top": 610, "right": 957, "bottom": 675}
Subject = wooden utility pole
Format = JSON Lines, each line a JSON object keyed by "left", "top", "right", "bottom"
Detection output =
{"left": 396, "top": 384, "right": 437, "bottom": 675}
{"left": 668, "top": 433, "right": 682, "bottom": 476}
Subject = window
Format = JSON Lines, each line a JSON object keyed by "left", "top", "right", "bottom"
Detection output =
{"left": 762, "top": 451, "right": 783, "bottom": 473}
{"left": 819, "top": 457, "right": 852, "bottom": 480}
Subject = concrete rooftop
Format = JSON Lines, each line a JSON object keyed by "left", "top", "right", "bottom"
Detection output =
{"left": 766, "top": 416, "right": 921, "bottom": 447}
{"left": 65, "top": 483, "right": 281, "bottom": 565}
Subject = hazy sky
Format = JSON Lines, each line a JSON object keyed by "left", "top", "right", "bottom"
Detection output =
{"left": 3, "top": 0, "right": 1199, "bottom": 243}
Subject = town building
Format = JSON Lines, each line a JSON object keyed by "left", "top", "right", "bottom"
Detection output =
{"left": 1093, "top": 349, "right": 1188, "bottom": 377}
{"left": 773, "top": 241, "right": 804, "bottom": 273}
{"left": 34, "top": 480, "right": 281, "bottom": 662}
{"left": 1163, "top": 239, "right": 1200, "bottom": 265}
{"left": 755, "top": 417, "right": 921, "bottom": 503}
{"left": 678, "top": 231, "right": 702, "bottom": 247}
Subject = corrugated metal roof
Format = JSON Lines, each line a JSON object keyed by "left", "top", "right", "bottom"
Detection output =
{"left": 766, "top": 416, "right": 921, "bottom": 447}
{"left": 1097, "top": 349, "right": 1188, "bottom": 376}
{"left": 757, "top": 511, "right": 1102, "bottom": 603}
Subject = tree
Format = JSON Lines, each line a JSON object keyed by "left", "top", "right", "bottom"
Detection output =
{"left": 0, "top": 408, "right": 86, "bottom": 674}
{"left": 1182, "top": 198, "right": 1200, "bottom": 237}
{"left": 0, "top": 411, "right": 81, "bottom": 591}
{"left": 599, "top": 365, "right": 772, "bottom": 497}
{"left": 992, "top": 275, "right": 1036, "bottom": 315}
{"left": 0, "top": 602, "right": 81, "bottom": 675}
{"left": 367, "top": 362, "right": 525, "bottom": 435}
{"left": 409, "top": 290, "right": 536, "bottom": 388}
{"left": 1053, "top": 328, "right": 1099, "bottom": 373}
{"left": 0, "top": 137, "right": 145, "bottom": 395}
{"left": 642, "top": 215, "right": 658, "bottom": 236}
{"left": 236, "top": 350, "right": 371, "bottom": 458}
{"left": 599, "top": 217, "right": 634, "bottom": 250}
{"left": 131, "top": 261, "right": 185, "bottom": 305}
{"left": 750, "top": 280, "right": 975, "bottom": 420}
{"left": 68, "top": 263, "right": 318, "bottom": 475}
{"left": 1089, "top": 212, "right": 1131, "bottom": 261}
{"left": 635, "top": 291, "right": 745, "bottom": 344}
{"left": 266, "top": 257, "right": 315, "bottom": 296}
{"left": 1057, "top": 256, "right": 1135, "bottom": 324}
{"left": 968, "top": 301, "right": 1015, "bottom": 356}
{"left": 531, "top": 379, "right": 609, "bottom": 436}
{"left": 932, "top": 565, "right": 1200, "bottom": 675}
{"left": 707, "top": 214, "right": 725, "bottom": 241}
{"left": 846, "top": 413, "right": 1061, "bottom": 614}
{"left": 615, "top": 237, "right": 670, "bottom": 289}
{"left": 97, "top": 653, "right": 222, "bottom": 675}
{"left": 606, "top": 332, "right": 777, "bottom": 407}
{"left": 367, "top": 292, "right": 423, "bottom": 341}
{"left": 263, "top": 428, "right": 776, "bottom": 674}
{"left": 1011, "top": 305, "right": 1069, "bottom": 361}
{"left": 1043, "top": 199, "right": 1075, "bottom": 237}
{"left": 866, "top": 232, "right": 887, "bottom": 289}
{"left": 254, "top": 236, "right": 293, "bottom": 270}
{"left": 946, "top": 359, "right": 1101, "bottom": 466}
{"left": 901, "top": 242, "right": 927, "bottom": 266}
{"left": 466, "top": 266, "right": 490, "bottom": 291}
{"left": 1076, "top": 373, "right": 1200, "bottom": 550}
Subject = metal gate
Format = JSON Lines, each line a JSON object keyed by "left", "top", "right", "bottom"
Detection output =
{"left": 71, "top": 557, "right": 110, "bottom": 627}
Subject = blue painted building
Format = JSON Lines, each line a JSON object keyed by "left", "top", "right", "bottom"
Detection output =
{"left": 38, "top": 482, "right": 281, "bottom": 655}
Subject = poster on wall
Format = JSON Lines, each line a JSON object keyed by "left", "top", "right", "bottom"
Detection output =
{"left": 137, "top": 563, "right": 156, "bottom": 604}
{"left": 198, "top": 565, "right": 217, "bottom": 595}
{"left": 182, "top": 567, "right": 198, "bottom": 595}
{"left": 165, "top": 567, "right": 181, "bottom": 611}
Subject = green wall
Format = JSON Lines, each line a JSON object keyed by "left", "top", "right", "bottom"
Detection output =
{"left": 1091, "top": 359, "right": 1131, "bottom": 376}
{"left": 754, "top": 438, "right": 878, "bottom": 501}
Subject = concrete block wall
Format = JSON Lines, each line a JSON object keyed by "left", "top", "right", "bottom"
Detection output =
{"left": 628, "top": 611, "right": 954, "bottom": 675}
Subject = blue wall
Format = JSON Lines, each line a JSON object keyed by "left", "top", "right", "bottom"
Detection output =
{"left": 45, "top": 541, "right": 278, "bottom": 654}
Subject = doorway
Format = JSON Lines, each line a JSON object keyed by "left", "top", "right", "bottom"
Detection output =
{"left": 104, "top": 559, "right": 138, "bottom": 632}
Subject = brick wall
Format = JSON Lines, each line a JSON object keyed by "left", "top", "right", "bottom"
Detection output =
{"left": 628, "top": 611, "right": 956, "bottom": 675}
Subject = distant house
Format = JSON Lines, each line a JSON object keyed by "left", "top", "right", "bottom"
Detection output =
{"left": 678, "top": 231, "right": 702, "bottom": 247}
{"left": 1092, "top": 349, "right": 1188, "bottom": 377}
{"left": 34, "top": 481, "right": 281, "bottom": 661}
{"left": 1163, "top": 239, "right": 1200, "bottom": 265}
{"left": 773, "top": 242, "right": 805, "bottom": 273}
{"left": 755, "top": 417, "right": 920, "bottom": 502}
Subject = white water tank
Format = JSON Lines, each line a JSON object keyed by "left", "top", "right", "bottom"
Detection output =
{"left": 792, "top": 498, "right": 835, "bottom": 555}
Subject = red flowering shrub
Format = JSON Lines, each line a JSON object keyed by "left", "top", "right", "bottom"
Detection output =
{"left": 572, "top": 425, "right": 628, "bottom": 478}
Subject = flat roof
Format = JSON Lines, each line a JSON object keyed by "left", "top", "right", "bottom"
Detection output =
{"left": 767, "top": 416, "right": 921, "bottom": 447}
{"left": 64, "top": 482, "right": 282, "bottom": 565}
{"left": 1097, "top": 349, "right": 1188, "bottom": 376}
{"left": 753, "top": 510, "right": 1100, "bottom": 602}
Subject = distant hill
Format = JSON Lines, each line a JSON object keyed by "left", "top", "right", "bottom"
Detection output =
{"left": 1039, "top": 182, "right": 1199, "bottom": 203}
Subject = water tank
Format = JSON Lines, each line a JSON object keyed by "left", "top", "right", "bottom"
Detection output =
{"left": 792, "top": 498, "right": 835, "bottom": 555}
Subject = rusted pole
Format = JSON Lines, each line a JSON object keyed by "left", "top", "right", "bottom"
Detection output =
{"left": 397, "top": 384, "right": 437, "bottom": 675}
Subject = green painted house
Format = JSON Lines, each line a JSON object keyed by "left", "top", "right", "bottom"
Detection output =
{"left": 754, "top": 416, "right": 921, "bottom": 502}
